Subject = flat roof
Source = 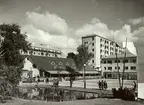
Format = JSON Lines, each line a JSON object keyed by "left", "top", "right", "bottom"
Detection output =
{"left": 82, "top": 34, "right": 123, "bottom": 48}
{"left": 102, "top": 49, "right": 137, "bottom": 59}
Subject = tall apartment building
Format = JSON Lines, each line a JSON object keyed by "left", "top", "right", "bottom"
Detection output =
{"left": 20, "top": 44, "right": 62, "bottom": 58}
{"left": 101, "top": 50, "right": 137, "bottom": 80}
{"left": 82, "top": 34, "right": 124, "bottom": 69}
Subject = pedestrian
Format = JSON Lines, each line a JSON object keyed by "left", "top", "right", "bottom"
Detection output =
{"left": 104, "top": 81, "right": 108, "bottom": 90}
{"left": 59, "top": 89, "right": 64, "bottom": 101}
{"left": 98, "top": 81, "right": 101, "bottom": 89}
{"left": 133, "top": 81, "right": 137, "bottom": 91}
{"left": 46, "top": 77, "right": 49, "bottom": 84}
{"left": 101, "top": 80, "right": 104, "bottom": 90}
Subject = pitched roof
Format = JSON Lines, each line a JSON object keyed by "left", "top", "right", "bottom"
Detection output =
{"left": 26, "top": 56, "right": 77, "bottom": 71}
{"left": 102, "top": 48, "right": 136, "bottom": 59}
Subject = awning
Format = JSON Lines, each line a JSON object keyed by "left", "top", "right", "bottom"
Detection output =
{"left": 79, "top": 71, "right": 100, "bottom": 74}
{"left": 45, "top": 70, "right": 70, "bottom": 74}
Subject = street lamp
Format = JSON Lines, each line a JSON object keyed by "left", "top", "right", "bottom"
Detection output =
{"left": 83, "top": 64, "right": 86, "bottom": 89}
{"left": 83, "top": 64, "right": 86, "bottom": 99}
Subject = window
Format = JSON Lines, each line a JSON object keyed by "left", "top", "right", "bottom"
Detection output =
{"left": 92, "top": 49, "right": 94, "bottom": 52}
{"left": 100, "top": 44, "right": 103, "bottom": 47}
{"left": 130, "top": 59, "right": 136, "bottom": 63}
{"left": 125, "top": 66, "right": 128, "bottom": 70}
{"left": 108, "top": 67, "right": 112, "bottom": 70}
{"left": 115, "top": 66, "right": 120, "bottom": 69}
{"left": 92, "top": 37, "right": 94, "bottom": 40}
{"left": 41, "top": 52, "right": 44, "bottom": 55}
{"left": 92, "top": 60, "right": 94, "bottom": 63}
{"left": 92, "top": 43, "right": 94, "bottom": 46}
{"left": 123, "top": 59, "right": 128, "bottom": 63}
{"left": 131, "top": 66, "right": 136, "bottom": 70}
{"left": 104, "top": 61, "right": 106, "bottom": 64}
{"left": 59, "top": 62, "right": 63, "bottom": 65}
{"left": 115, "top": 60, "right": 120, "bottom": 63}
{"left": 51, "top": 61, "right": 55, "bottom": 65}
{"left": 100, "top": 39, "right": 102, "bottom": 42}
{"left": 100, "top": 55, "right": 103, "bottom": 59}
{"left": 104, "top": 67, "right": 106, "bottom": 70}
{"left": 100, "top": 49, "right": 103, "bottom": 53}
{"left": 107, "top": 60, "right": 112, "bottom": 64}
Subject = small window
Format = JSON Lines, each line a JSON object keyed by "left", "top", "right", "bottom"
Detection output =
{"left": 59, "top": 62, "right": 63, "bottom": 65}
{"left": 108, "top": 67, "right": 112, "bottom": 70}
{"left": 92, "top": 49, "right": 94, "bottom": 52}
{"left": 92, "top": 43, "right": 94, "bottom": 46}
{"left": 92, "top": 60, "right": 94, "bottom": 63}
{"left": 123, "top": 59, "right": 128, "bottom": 63}
{"left": 131, "top": 66, "right": 136, "bottom": 70}
{"left": 51, "top": 61, "right": 55, "bottom": 65}
{"left": 104, "top": 67, "right": 106, "bottom": 70}
{"left": 100, "top": 44, "right": 103, "bottom": 47}
{"left": 104, "top": 61, "right": 106, "bottom": 64}
{"left": 125, "top": 66, "right": 128, "bottom": 70}
{"left": 115, "top": 60, "right": 120, "bottom": 63}
{"left": 92, "top": 37, "right": 94, "bottom": 40}
{"left": 107, "top": 60, "right": 112, "bottom": 64}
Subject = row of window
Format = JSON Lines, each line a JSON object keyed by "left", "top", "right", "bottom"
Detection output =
{"left": 104, "top": 66, "right": 136, "bottom": 70}
{"left": 101, "top": 59, "right": 136, "bottom": 64}
{"left": 21, "top": 50, "right": 58, "bottom": 57}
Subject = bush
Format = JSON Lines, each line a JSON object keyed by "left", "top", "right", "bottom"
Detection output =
{"left": 112, "top": 87, "right": 136, "bottom": 101}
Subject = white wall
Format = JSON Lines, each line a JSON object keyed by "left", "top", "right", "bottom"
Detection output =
{"left": 134, "top": 37, "right": 144, "bottom": 99}
{"left": 96, "top": 37, "right": 100, "bottom": 67}
{"left": 22, "top": 58, "right": 39, "bottom": 78}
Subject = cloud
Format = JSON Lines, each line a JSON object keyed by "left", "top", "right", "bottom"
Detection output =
{"left": 76, "top": 18, "right": 111, "bottom": 38}
{"left": 75, "top": 18, "right": 137, "bottom": 55}
{"left": 22, "top": 11, "right": 138, "bottom": 57}
{"left": 34, "top": 6, "right": 41, "bottom": 11}
{"left": 76, "top": 18, "right": 133, "bottom": 42}
{"left": 128, "top": 17, "right": 144, "bottom": 25}
{"left": 25, "top": 11, "right": 69, "bottom": 35}
{"left": 22, "top": 24, "right": 80, "bottom": 57}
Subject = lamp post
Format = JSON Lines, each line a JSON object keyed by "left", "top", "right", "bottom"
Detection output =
{"left": 83, "top": 64, "right": 86, "bottom": 89}
{"left": 83, "top": 64, "right": 86, "bottom": 99}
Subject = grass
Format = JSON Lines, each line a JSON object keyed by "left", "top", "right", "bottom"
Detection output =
{"left": 1, "top": 97, "right": 144, "bottom": 105}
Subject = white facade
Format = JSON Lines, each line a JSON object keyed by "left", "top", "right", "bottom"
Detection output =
{"left": 101, "top": 55, "right": 137, "bottom": 79}
{"left": 134, "top": 37, "right": 144, "bottom": 99}
{"left": 22, "top": 58, "right": 39, "bottom": 79}
{"left": 20, "top": 44, "right": 62, "bottom": 58}
{"left": 82, "top": 34, "right": 124, "bottom": 69}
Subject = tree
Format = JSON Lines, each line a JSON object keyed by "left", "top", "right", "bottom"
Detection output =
{"left": 67, "top": 52, "right": 76, "bottom": 59}
{"left": 76, "top": 44, "right": 94, "bottom": 70}
{"left": 0, "top": 23, "right": 29, "bottom": 85}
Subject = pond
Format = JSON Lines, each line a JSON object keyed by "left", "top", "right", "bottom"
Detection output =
{"left": 18, "top": 86, "right": 99, "bottom": 102}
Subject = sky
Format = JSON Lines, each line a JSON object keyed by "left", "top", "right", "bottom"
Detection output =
{"left": 0, "top": 0, "right": 144, "bottom": 56}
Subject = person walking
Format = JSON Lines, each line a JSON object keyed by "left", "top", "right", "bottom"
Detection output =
{"left": 46, "top": 77, "right": 49, "bottom": 84}
{"left": 133, "top": 81, "right": 137, "bottom": 91}
{"left": 104, "top": 81, "right": 108, "bottom": 90}
{"left": 101, "top": 80, "right": 104, "bottom": 90}
{"left": 98, "top": 81, "right": 101, "bottom": 89}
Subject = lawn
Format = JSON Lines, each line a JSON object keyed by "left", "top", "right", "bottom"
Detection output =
{"left": 2, "top": 98, "right": 144, "bottom": 105}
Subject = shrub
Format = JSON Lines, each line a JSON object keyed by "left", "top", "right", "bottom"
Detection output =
{"left": 112, "top": 87, "right": 136, "bottom": 101}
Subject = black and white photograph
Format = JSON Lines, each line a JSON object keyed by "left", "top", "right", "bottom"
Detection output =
{"left": 0, "top": 0, "right": 144, "bottom": 105}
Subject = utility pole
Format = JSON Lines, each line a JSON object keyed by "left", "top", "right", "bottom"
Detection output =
{"left": 113, "top": 31, "right": 121, "bottom": 88}
{"left": 121, "top": 38, "right": 127, "bottom": 89}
